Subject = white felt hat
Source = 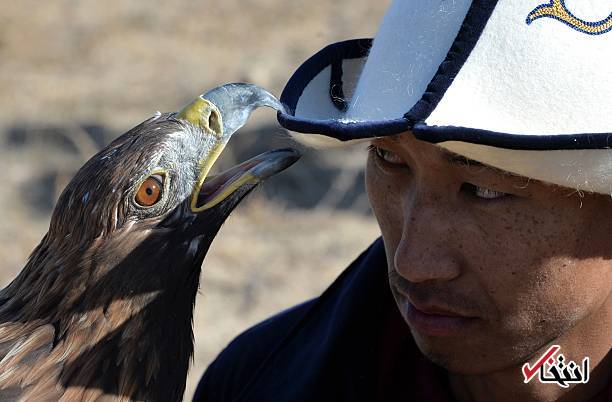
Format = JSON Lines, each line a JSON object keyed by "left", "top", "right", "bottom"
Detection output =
{"left": 277, "top": 0, "right": 612, "bottom": 195}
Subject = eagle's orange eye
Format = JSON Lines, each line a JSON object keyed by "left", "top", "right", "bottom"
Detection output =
{"left": 135, "top": 174, "right": 164, "bottom": 207}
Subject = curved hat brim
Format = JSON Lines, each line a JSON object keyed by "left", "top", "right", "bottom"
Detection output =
{"left": 277, "top": 38, "right": 611, "bottom": 151}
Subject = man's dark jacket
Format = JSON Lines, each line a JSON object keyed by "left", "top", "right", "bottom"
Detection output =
{"left": 193, "top": 238, "right": 611, "bottom": 402}
{"left": 193, "top": 238, "right": 455, "bottom": 401}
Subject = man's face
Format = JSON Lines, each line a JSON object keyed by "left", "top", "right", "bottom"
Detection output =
{"left": 365, "top": 133, "right": 612, "bottom": 374}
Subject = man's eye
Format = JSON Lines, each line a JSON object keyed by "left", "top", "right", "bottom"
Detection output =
{"left": 462, "top": 183, "right": 509, "bottom": 200}
{"left": 369, "top": 145, "right": 404, "bottom": 165}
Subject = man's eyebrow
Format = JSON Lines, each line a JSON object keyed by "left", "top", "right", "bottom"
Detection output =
{"left": 445, "top": 152, "right": 486, "bottom": 168}
{"left": 442, "top": 150, "right": 516, "bottom": 177}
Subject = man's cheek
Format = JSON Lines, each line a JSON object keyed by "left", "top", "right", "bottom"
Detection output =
{"left": 492, "top": 272, "right": 583, "bottom": 342}
{"left": 470, "top": 258, "right": 549, "bottom": 334}
{"left": 370, "top": 191, "right": 405, "bottom": 247}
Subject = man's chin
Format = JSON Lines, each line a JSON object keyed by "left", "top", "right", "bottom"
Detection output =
{"left": 403, "top": 313, "right": 551, "bottom": 376}
{"left": 409, "top": 329, "right": 489, "bottom": 374}
{"left": 394, "top": 300, "right": 513, "bottom": 375}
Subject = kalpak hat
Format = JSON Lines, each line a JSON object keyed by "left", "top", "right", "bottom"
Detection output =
{"left": 277, "top": 0, "right": 612, "bottom": 194}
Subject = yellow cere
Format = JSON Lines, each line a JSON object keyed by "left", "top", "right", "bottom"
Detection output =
{"left": 176, "top": 97, "right": 223, "bottom": 137}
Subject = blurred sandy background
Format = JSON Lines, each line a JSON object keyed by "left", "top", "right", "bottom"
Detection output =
{"left": 0, "top": 1, "right": 390, "bottom": 400}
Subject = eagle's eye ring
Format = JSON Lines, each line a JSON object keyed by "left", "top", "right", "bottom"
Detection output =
{"left": 135, "top": 173, "right": 164, "bottom": 207}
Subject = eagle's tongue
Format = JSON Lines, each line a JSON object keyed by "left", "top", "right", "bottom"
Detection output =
{"left": 196, "top": 161, "right": 259, "bottom": 206}
{"left": 194, "top": 148, "right": 300, "bottom": 210}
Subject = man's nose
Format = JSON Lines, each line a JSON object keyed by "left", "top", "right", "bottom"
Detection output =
{"left": 393, "top": 190, "right": 463, "bottom": 284}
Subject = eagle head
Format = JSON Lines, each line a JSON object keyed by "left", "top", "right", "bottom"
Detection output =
{"left": 0, "top": 83, "right": 299, "bottom": 401}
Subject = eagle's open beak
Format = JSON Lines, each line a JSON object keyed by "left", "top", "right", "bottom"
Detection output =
{"left": 192, "top": 148, "right": 300, "bottom": 211}
{"left": 176, "top": 83, "right": 289, "bottom": 213}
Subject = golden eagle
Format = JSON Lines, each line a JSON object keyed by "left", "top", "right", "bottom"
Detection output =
{"left": 0, "top": 84, "right": 299, "bottom": 401}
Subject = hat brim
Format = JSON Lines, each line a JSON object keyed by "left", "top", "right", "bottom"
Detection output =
{"left": 277, "top": 38, "right": 611, "bottom": 151}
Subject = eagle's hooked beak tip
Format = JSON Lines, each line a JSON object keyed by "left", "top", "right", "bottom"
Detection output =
{"left": 176, "top": 83, "right": 285, "bottom": 139}
{"left": 202, "top": 83, "right": 285, "bottom": 136}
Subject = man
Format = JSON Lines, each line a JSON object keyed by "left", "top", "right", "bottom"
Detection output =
{"left": 195, "top": 1, "right": 611, "bottom": 401}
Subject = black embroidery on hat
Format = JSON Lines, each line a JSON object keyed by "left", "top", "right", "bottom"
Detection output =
{"left": 330, "top": 60, "right": 348, "bottom": 112}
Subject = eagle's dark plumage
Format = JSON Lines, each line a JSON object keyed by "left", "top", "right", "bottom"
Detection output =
{"left": 0, "top": 84, "right": 298, "bottom": 401}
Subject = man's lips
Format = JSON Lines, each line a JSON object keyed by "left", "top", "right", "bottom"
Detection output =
{"left": 394, "top": 283, "right": 479, "bottom": 318}
{"left": 408, "top": 299, "right": 475, "bottom": 318}
{"left": 395, "top": 290, "right": 481, "bottom": 337}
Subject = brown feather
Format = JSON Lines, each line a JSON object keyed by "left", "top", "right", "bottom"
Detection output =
{"left": 0, "top": 115, "right": 206, "bottom": 401}
{"left": 0, "top": 108, "right": 279, "bottom": 401}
